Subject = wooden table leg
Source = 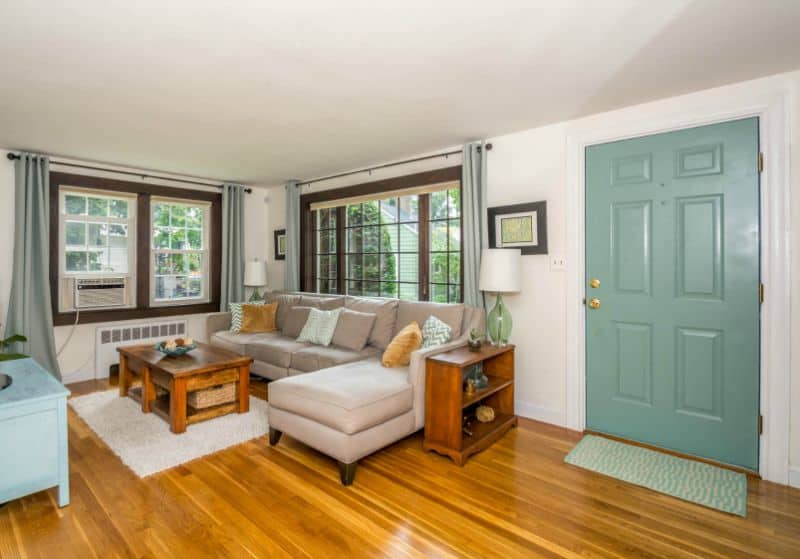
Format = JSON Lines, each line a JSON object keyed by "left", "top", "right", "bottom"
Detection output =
{"left": 237, "top": 365, "right": 250, "bottom": 413}
{"left": 141, "top": 365, "right": 155, "bottom": 413}
{"left": 118, "top": 355, "right": 130, "bottom": 397}
{"left": 169, "top": 377, "right": 188, "bottom": 433}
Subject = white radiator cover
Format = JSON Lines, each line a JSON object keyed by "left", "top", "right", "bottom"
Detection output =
{"left": 94, "top": 320, "right": 188, "bottom": 381}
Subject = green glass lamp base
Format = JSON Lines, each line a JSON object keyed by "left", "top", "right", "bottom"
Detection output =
{"left": 248, "top": 289, "right": 265, "bottom": 302}
{"left": 487, "top": 293, "right": 512, "bottom": 346}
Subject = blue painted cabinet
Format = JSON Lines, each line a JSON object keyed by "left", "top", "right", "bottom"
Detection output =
{"left": 0, "top": 358, "right": 70, "bottom": 507}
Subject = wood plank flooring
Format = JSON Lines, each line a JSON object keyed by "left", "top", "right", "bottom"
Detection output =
{"left": 1, "top": 377, "right": 799, "bottom": 558}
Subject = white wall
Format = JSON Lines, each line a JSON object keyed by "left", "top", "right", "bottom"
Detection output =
{"left": 0, "top": 152, "right": 272, "bottom": 382}
{"left": 263, "top": 70, "right": 799, "bottom": 482}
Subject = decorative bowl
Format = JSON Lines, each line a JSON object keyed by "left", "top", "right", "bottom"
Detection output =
{"left": 155, "top": 341, "right": 197, "bottom": 357}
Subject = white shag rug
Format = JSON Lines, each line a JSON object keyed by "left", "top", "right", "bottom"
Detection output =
{"left": 69, "top": 389, "right": 269, "bottom": 477}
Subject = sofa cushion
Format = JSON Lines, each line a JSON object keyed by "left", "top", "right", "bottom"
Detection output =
{"left": 296, "top": 308, "right": 343, "bottom": 346}
{"left": 420, "top": 315, "right": 452, "bottom": 348}
{"left": 210, "top": 330, "right": 280, "bottom": 354}
{"left": 240, "top": 302, "right": 278, "bottom": 333}
{"left": 245, "top": 335, "right": 311, "bottom": 368}
{"left": 396, "top": 300, "right": 464, "bottom": 339}
{"left": 268, "top": 359, "right": 413, "bottom": 434}
{"left": 332, "top": 309, "right": 377, "bottom": 351}
{"left": 382, "top": 322, "right": 422, "bottom": 367}
{"left": 290, "top": 345, "right": 381, "bottom": 372}
{"left": 300, "top": 295, "right": 345, "bottom": 310}
{"left": 344, "top": 296, "right": 399, "bottom": 349}
{"left": 229, "top": 301, "right": 265, "bottom": 333}
{"left": 281, "top": 306, "right": 314, "bottom": 338}
{"left": 266, "top": 293, "right": 302, "bottom": 330}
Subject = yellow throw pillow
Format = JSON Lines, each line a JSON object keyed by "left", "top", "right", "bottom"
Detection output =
{"left": 381, "top": 322, "right": 422, "bottom": 367}
{"left": 240, "top": 302, "right": 278, "bottom": 333}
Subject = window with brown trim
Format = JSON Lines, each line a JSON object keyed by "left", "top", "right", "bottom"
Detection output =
{"left": 50, "top": 172, "right": 222, "bottom": 326}
{"left": 300, "top": 166, "right": 463, "bottom": 302}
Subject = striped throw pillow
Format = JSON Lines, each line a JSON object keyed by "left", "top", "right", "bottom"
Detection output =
{"left": 296, "top": 308, "right": 343, "bottom": 346}
{"left": 229, "top": 301, "right": 265, "bottom": 333}
{"left": 421, "top": 315, "right": 452, "bottom": 348}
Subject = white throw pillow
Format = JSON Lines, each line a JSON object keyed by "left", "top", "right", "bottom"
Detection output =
{"left": 296, "top": 308, "right": 343, "bottom": 346}
{"left": 421, "top": 315, "right": 452, "bottom": 348}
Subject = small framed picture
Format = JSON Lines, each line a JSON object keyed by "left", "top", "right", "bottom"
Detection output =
{"left": 487, "top": 201, "right": 548, "bottom": 255}
{"left": 274, "top": 229, "right": 286, "bottom": 260}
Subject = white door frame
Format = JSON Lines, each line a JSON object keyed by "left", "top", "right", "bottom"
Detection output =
{"left": 565, "top": 94, "right": 792, "bottom": 484}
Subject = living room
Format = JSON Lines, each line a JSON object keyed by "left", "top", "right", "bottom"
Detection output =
{"left": 1, "top": 2, "right": 800, "bottom": 557}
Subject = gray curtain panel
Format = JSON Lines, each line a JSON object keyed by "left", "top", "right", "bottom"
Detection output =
{"left": 220, "top": 183, "right": 246, "bottom": 310}
{"left": 284, "top": 180, "right": 301, "bottom": 292}
{"left": 462, "top": 141, "right": 489, "bottom": 308}
{"left": 5, "top": 153, "right": 61, "bottom": 378}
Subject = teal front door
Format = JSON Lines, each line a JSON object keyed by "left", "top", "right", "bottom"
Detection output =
{"left": 585, "top": 118, "right": 760, "bottom": 470}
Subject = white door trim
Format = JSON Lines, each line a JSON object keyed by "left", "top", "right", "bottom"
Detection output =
{"left": 565, "top": 94, "right": 792, "bottom": 484}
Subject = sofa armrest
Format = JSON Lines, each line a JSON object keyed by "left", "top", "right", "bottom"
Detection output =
{"left": 206, "top": 312, "right": 232, "bottom": 341}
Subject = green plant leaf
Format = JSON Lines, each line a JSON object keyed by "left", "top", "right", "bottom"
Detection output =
{"left": 0, "top": 353, "right": 28, "bottom": 361}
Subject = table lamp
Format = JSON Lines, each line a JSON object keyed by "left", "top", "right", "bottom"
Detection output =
{"left": 244, "top": 259, "right": 268, "bottom": 301}
{"left": 479, "top": 248, "right": 521, "bottom": 346}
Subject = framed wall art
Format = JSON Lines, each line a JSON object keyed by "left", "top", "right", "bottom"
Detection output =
{"left": 487, "top": 201, "right": 548, "bottom": 255}
{"left": 274, "top": 229, "right": 287, "bottom": 260}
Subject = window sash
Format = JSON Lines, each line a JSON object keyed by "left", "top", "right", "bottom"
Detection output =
{"left": 150, "top": 199, "right": 211, "bottom": 306}
{"left": 59, "top": 189, "right": 137, "bottom": 277}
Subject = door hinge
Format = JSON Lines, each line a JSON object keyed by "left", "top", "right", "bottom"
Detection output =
{"left": 758, "top": 415, "right": 764, "bottom": 435}
{"left": 758, "top": 152, "right": 764, "bottom": 173}
{"left": 582, "top": 297, "right": 587, "bottom": 306}
{"left": 759, "top": 283, "right": 765, "bottom": 304}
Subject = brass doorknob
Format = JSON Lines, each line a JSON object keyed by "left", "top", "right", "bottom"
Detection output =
{"left": 589, "top": 278, "right": 600, "bottom": 288}
{"left": 588, "top": 297, "right": 601, "bottom": 309}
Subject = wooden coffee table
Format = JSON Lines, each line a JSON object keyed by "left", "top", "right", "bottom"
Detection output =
{"left": 117, "top": 343, "right": 253, "bottom": 434}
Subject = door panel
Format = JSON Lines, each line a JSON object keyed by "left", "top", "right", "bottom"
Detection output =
{"left": 586, "top": 118, "right": 759, "bottom": 470}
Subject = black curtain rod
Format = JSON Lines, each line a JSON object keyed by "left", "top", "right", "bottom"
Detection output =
{"left": 5, "top": 153, "right": 252, "bottom": 193}
{"left": 296, "top": 143, "right": 492, "bottom": 187}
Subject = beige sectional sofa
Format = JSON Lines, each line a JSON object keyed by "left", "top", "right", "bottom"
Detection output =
{"left": 206, "top": 292, "right": 484, "bottom": 484}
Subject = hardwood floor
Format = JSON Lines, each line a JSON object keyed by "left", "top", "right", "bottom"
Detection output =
{"left": 2, "top": 377, "right": 799, "bottom": 558}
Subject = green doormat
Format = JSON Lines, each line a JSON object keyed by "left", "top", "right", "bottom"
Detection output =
{"left": 565, "top": 435, "right": 747, "bottom": 517}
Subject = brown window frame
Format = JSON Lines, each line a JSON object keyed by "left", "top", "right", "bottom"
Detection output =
{"left": 50, "top": 172, "right": 222, "bottom": 326}
{"left": 299, "top": 166, "right": 463, "bottom": 301}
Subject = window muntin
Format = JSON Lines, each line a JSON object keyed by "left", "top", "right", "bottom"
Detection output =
{"left": 151, "top": 199, "right": 211, "bottom": 305}
{"left": 61, "top": 189, "right": 136, "bottom": 274}
{"left": 315, "top": 208, "right": 337, "bottom": 294}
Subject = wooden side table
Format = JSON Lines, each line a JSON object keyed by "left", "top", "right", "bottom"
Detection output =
{"left": 423, "top": 344, "right": 517, "bottom": 465}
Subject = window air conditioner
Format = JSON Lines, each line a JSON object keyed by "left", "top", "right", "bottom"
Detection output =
{"left": 74, "top": 277, "right": 128, "bottom": 309}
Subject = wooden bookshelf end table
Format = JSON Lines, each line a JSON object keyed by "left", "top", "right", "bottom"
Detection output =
{"left": 423, "top": 344, "right": 517, "bottom": 465}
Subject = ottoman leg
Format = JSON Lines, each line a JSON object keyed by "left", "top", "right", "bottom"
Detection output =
{"left": 269, "top": 427, "right": 282, "bottom": 446}
{"left": 338, "top": 461, "right": 357, "bottom": 486}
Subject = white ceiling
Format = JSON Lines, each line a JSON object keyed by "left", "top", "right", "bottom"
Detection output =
{"left": 0, "top": 1, "right": 798, "bottom": 185}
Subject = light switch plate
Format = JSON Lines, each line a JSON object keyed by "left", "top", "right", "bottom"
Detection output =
{"left": 551, "top": 256, "right": 566, "bottom": 271}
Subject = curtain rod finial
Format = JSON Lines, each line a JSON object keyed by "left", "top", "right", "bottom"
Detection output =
{"left": 6, "top": 153, "right": 19, "bottom": 161}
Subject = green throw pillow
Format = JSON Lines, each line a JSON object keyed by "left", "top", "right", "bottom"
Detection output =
{"left": 296, "top": 308, "right": 343, "bottom": 346}
{"left": 421, "top": 315, "right": 452, "bottom": 348}
{"left": 230, "top": 301, "right": 264, "bottom": 333}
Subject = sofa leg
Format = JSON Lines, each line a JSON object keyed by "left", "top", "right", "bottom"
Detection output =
{"left": 269, "top": 427, "right": 282, "bottom": 446}
{"left": 338, "top": 461, "right": 357, "bottom": 486}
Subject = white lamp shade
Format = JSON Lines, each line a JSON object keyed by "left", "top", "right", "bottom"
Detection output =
{"left": 244, "top": 260, "right": 268, "bottom": 287}
{"left": 479, "top": 248, "right": 522, "bottom": 293}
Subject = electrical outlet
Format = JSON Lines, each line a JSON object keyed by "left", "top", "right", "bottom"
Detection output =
{"left": 551, "top": 256, "right": 566, "bottom": 271}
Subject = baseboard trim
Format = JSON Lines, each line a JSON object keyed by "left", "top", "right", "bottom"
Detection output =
{"left": 61, "top": 369, "right": 96, "bottom": 385}
{"left": 789, "top": 467, "right": 800, "bottom": 489}
{"left": 515, "top": 400, "right": 566, "bottom": 427}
